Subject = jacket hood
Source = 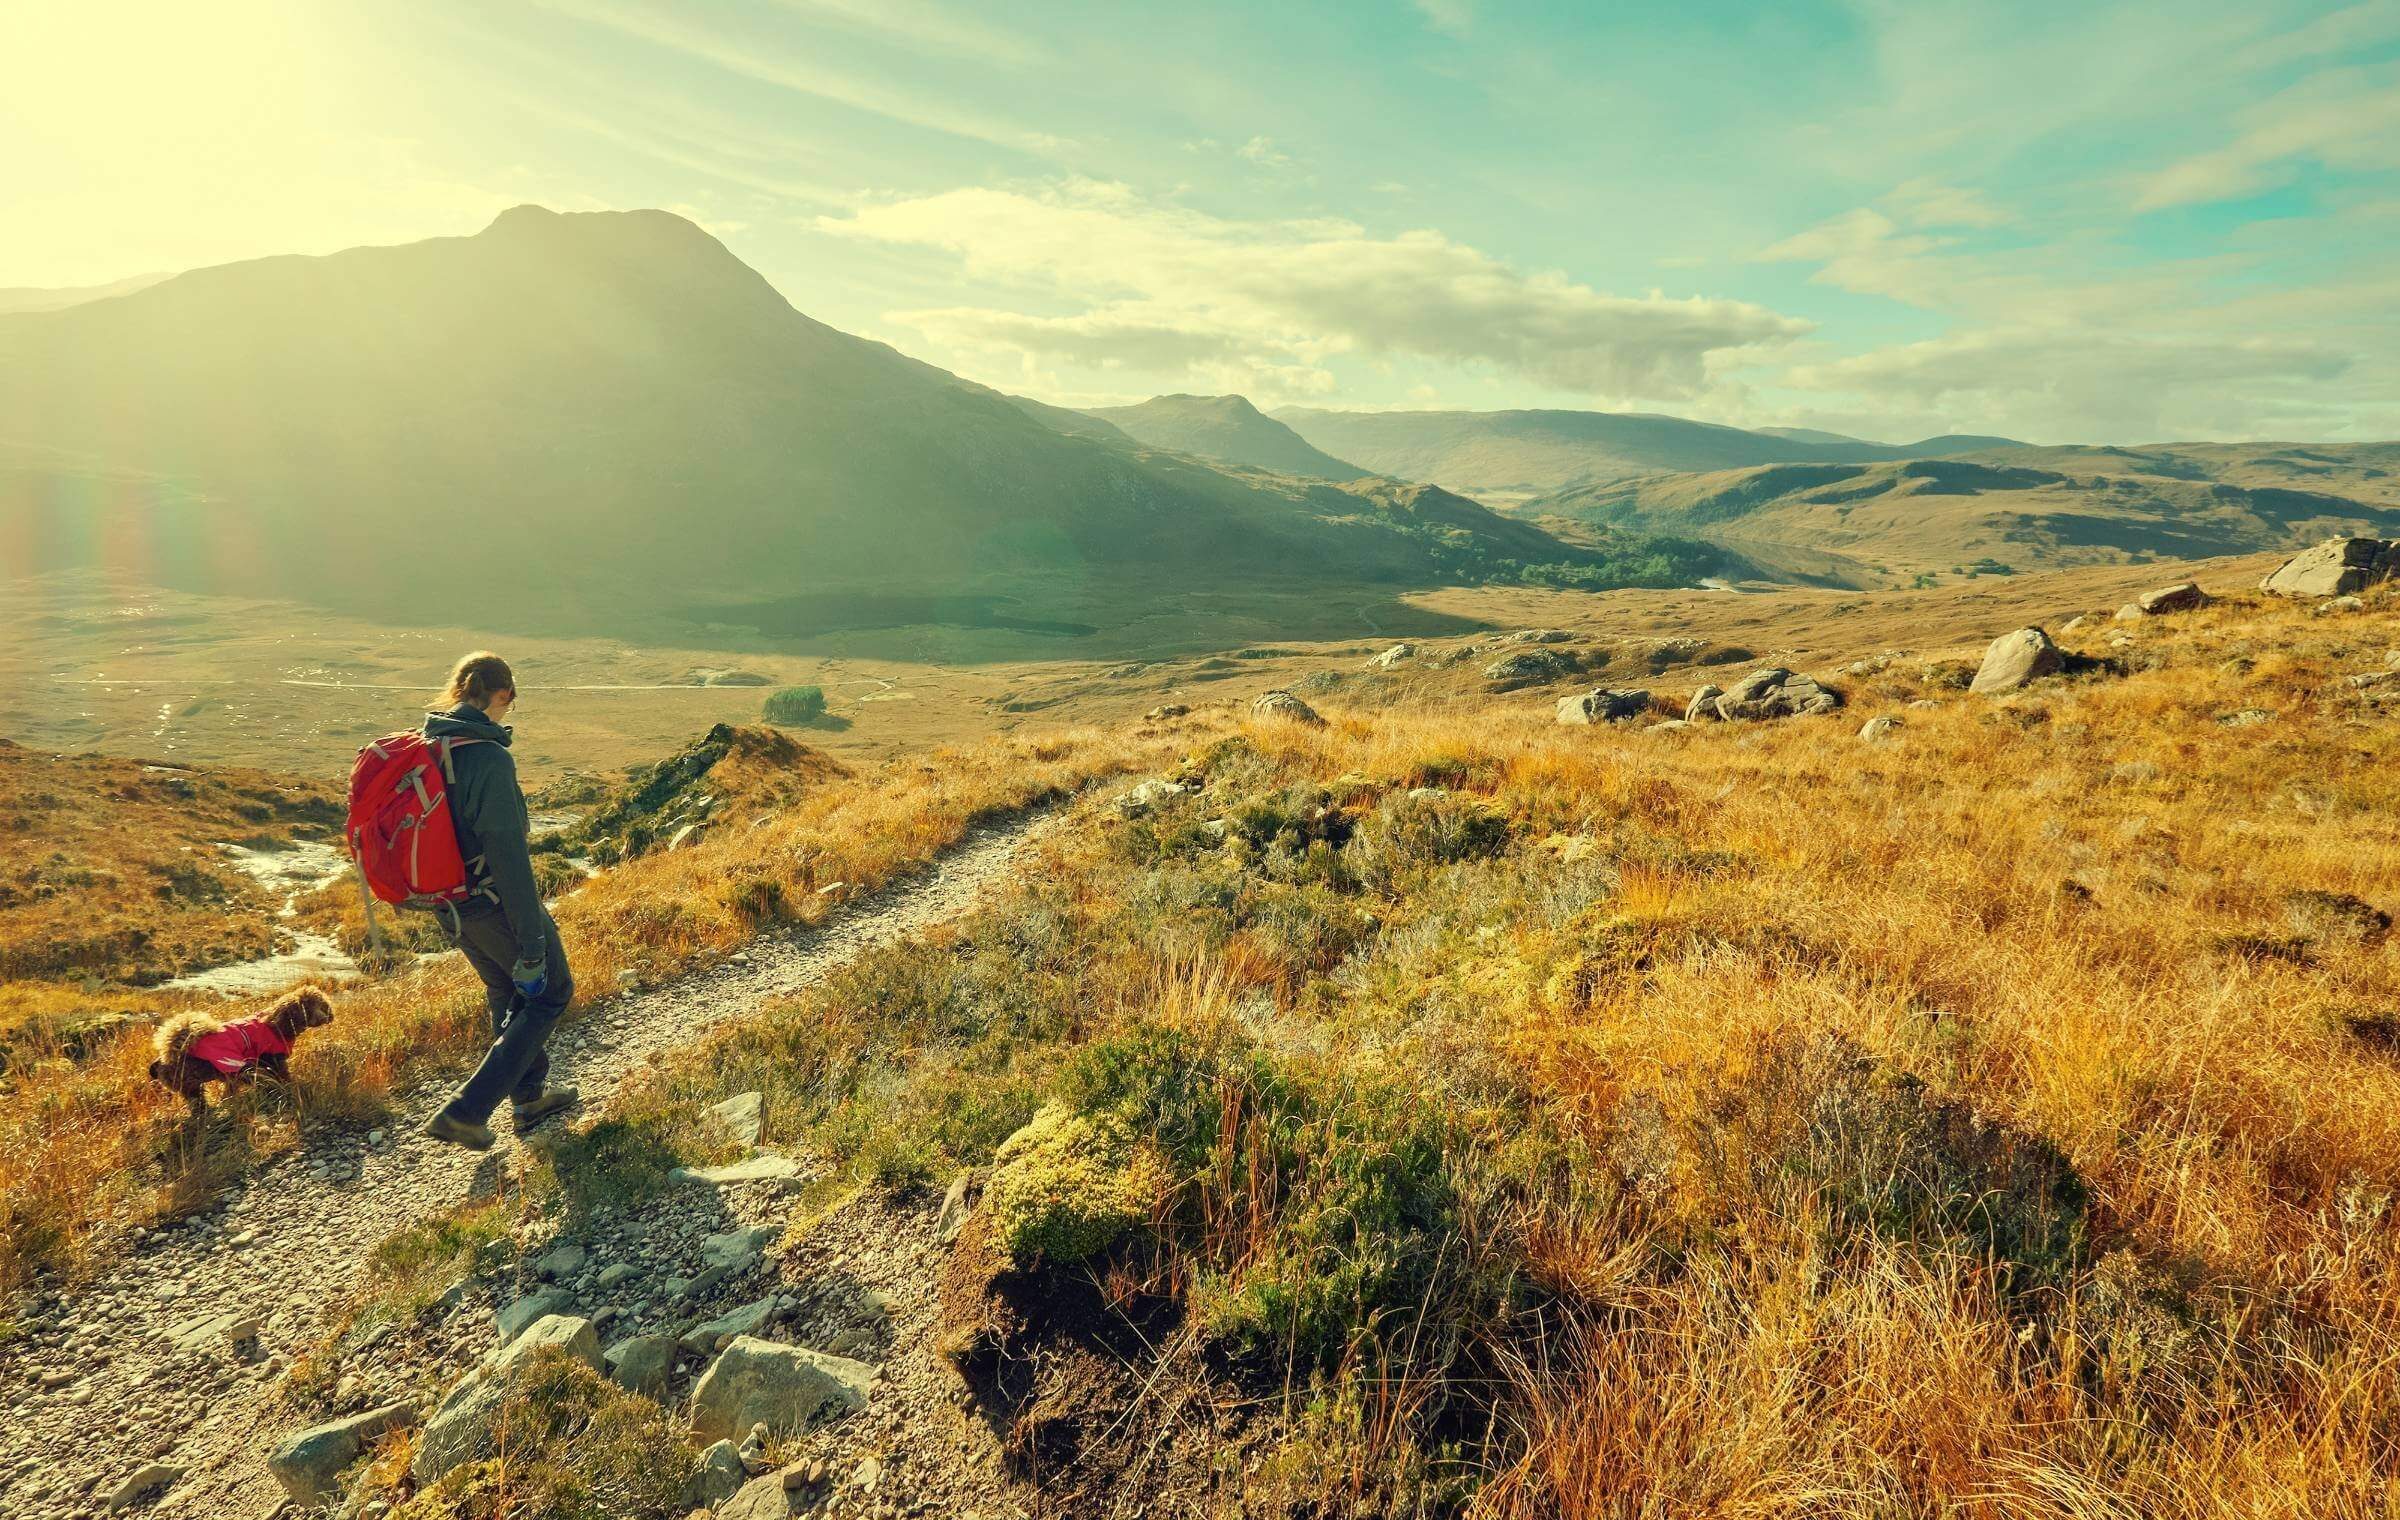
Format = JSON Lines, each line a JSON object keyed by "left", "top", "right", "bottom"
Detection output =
{"left": 424, "top": 702, "right": 514, "bottom": 747}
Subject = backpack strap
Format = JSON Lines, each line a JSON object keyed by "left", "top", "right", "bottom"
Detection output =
{"left": 435, "top": 735, "right": 486, "bottom": 784}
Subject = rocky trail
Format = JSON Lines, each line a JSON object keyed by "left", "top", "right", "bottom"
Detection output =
{"left": 0, "top": 809, "right": 1067, "bottom": 1520}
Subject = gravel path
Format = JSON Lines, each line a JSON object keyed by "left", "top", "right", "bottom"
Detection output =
{"left": 0, "top": 808, "right": 1063, "bottom": 1520}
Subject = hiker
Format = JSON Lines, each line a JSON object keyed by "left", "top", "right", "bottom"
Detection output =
{"left": 420, "top": 651, "right": 578, "bottom": 1149}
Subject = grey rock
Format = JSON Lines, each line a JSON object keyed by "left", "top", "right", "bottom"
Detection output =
{"left": 1251, "top": 690, "right": 1325, "bottom": 726}
{"left": 667, "top": 821, "right": 706, "bottom": 851}
{"left": 495, "top": 1287, "right": 575, "bottom": 1344}
{"left": 1142, "top": 703, "right": 1190, "bottom": 720}
{"left": 1483, "top": 649, "right": 1577, "bottom": 690}
{"left": 688, "top": 1336, "right": 873, "bottom": 1442}
{"left": 107, "top": 1462, "right": 181, "bottom": 1512}
{"left": 934, "top": 1171, "right": 974, "bottom": 1245}
{"left": 497, "top": 1314, "right": 602, "bottom": 1376}
{"left": 1368, "top": 642, "right": 1416, "bottom": 669}
{"left": 1684, "top": 684, "right": 1724, "bottom": 722}
{"left": 597, "top": 1262, "right": 641, "bottom": 1291}
{"left": 534, "top": 1242, "right": 587, "bottom": 1280}
{"left": 1115, "top": 778, "right": 1186, "bottom": 819}
{"left": 1713, "top": 668, "right": 1841, "bottom": 720}
{"left": 605, "top": 1332, "right": 678, "bottom": 1396}
{"left": 1971, "top": 628, "right": 2064, "bottom": 695}
{"left": 2262, "top": 537, "right": 2400, "bottom": 599}
{"left": 720, "top": 1473, "right": 797, "bottom": 1520}
{"left": 265, "top": 1401, "right": 417, "bottom": 1505}
{"left": 167, "top": 1309, "right": 248, "bottom": 1355}
{"left": 687, "top": 1440, "right": 749, "bottom": 1508}
{"left": 1858, "top": 716, "right": 1904, "bottom": 742}
{"left": 1555, "top": 688, "right": 1650, "bottom": 725}
{"left": 707, "top": 1091, "right": 766, "bottom": 1148}
{"left": 682, "top": 1297, "right": 778, "bottom": 1356}
{"left": 2315, "top": 594, "right": 2367, "bottom": 615}
{"left": 2137, "top": 581, "right": 2206, "bottom": 615}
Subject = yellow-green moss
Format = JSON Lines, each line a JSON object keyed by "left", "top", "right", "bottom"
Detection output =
{"left": 983, "top": 1102, "right": 1163, "bottom": 1267}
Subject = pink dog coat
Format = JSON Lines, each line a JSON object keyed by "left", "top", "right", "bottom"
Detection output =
{"left": 181, "top": 1020, "right": 296, "bottom": 1076}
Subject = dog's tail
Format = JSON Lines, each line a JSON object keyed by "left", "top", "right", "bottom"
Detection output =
{"left": 152, "top": 1010, "right": 219, "bottom": 1069}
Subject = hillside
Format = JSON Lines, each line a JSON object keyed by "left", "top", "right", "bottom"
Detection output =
{"left": 1537, "top": 457, "right": 2400, "bottom": 581}
{"left": 0, "top": 208, "right": 1623, "bottom": 637}
{"left": 8, "top": 566, "right": 2393, "bottom": 1516}
{"left": 1081, "top": 393, "right": 1368, "bottom": 479}
{"left": 1272, "top": 404, "right": 2017, "bottom": 501}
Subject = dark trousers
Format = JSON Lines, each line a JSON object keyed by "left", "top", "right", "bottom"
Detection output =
{"left": 444, "top": 904, "right": 574, "bottom": 1124}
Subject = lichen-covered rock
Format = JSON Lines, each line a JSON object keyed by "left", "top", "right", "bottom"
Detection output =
{"left": 1712, "top": 668, "right": 1841, "bottom": 719}
{"left": 1252, "top": 690, "right": 1325, "bottom": 726}
{"left": 2261, "top": 537, "right": 2400, "bottom": 598}
{"left": 1368, "top": 642, "right": 1416, "bottom": 669}
{"left": 265, "top": 1403, "right": 418, "bottom": 1505}
{"left": 2137, "top": 581, "right": 2205, "bottom": 614}
{"left": 1858, "top": 716, "right": 1904, "bottom": 742}
{"left": 1685, "top": 684, "right": 1724, "bottom": 722}
{"left": 605, "top": 1332, "right": 678, "bottom": 1396}
{"left": 1555, "top": 689, "right": 1650, "bottom": 725}
{"left": 1971, "top": 628, "right": 2064, "bottom": 695}
{"left": 1484, "top": 649, "right": 1577, "bottom": 690}
{"left": 687, "top": 1337, "right": 872, "bottom": 1442}
{"left": 982, "top": 1103, "right": 1163, "bottom": 1267}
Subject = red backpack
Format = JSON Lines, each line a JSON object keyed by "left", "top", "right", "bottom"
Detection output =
{"left": 346, "top": 733, "right": 486, "bottom": 918}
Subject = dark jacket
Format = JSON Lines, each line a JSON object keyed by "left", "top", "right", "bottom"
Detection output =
{"left": 424, "top": 703, "right": 547, "bottom": 964}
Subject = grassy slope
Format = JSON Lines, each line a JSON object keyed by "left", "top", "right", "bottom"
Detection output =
{"left": 339, "top": 577, "right": 2398, "bottom": 1516}
{"left": 1533, "top": 458, "right": 2400, "bottom": 581}
{"left": 0, "top": 724, "right": 1177, "bottom": 1294}
{"left": 1271, "top": 406, "right": 2017, "bottom": 499}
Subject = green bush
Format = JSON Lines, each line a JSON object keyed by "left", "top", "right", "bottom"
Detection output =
{"left": 762, "top": 685, "right": 827, "bottom": 725}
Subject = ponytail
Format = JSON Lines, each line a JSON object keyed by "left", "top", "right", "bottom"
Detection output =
{"left": 443, "top": 651, "right": 515, "bottom": 709}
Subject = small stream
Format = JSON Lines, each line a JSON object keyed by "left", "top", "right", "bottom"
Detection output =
{"left": 161, "top": 839, "right": 361, "bottom": 998}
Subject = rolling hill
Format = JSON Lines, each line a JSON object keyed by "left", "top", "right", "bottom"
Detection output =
{"left": 1081, "top": 393, "right": 1368, "bottom": 479}
{"left": 1534, "top": 456, "right": 2400, "bottom": 580}
{"left": 0, "top": 208, "right": 1624, "bottom": 637}
{"left": 1270, "top": 405, "right": 2018, "bottom": 501}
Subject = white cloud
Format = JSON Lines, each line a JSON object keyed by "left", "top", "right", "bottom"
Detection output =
{"left": 1882, "top": 178, "right": 2010, "bottom": 229}
{"left": 527, "top": 0, "right": 1064, "bottom": 152}
{"left": 1237, "top": 135, "right": 1294, "bottom": 169}
{"left": 821, "top": 180, "right": 1810, "bottom": 401}
{"left": 764, "top": 0, "right": 1047, "bottom": 67}
{"left": 1779, "top": 327, "right": 2356, "bottom": 440}
{"left": 1413, "top": 0, "right": 1474, "bottom": 37}
{"left": 2135, "top": 61, "right": 2400, "bottom": 210}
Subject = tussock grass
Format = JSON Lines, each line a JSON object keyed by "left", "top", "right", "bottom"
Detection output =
{"left": 613, "top": 587, "right": 2400, "bottom": 1513}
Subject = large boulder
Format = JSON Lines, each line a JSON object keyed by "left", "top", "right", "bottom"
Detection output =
{"left": 1556, "top": 689, "right": 1650, "bottom": 725}
{"left": 605, "top": 1332, "right": 678, "bottom": 1395}
{"left": 2261, "top": 537, "right": 2400, "bottom": 598}
{"left": 2137, "top": 581, "right": 2206, "bottom": 614}
{"left": 265, "top": 1403, "right": 418, "bottom": 1506}
{"left": 1971, "top": 628, "right": 2064, "bottom": 695}
{"left": 1251, "top": 690, "right": 1325, "bottom": 727}
{"left": 706, "top": 1091, "right": 765, "bottom": 1147}
{"left": 688, "top": 1336, "right": 873, "bottom": 1442}
{"left": 1712, "top": 669, "right": 1841, "bottom": 720}
{"left": 1684, "top": 684, "right": 1724, "bottom": 722}
{"left": 1484, "top": 649, "right": 1578, "bottom": 690}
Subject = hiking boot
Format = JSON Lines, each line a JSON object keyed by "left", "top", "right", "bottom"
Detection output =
{"left": 423, "top": 1110, "right": 495, "bottom": 1151}
{"left": 513, "top": 1087, "right": 581, "bottom": 1133}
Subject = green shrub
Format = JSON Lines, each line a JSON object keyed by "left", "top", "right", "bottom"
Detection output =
{"left": 762, "top": 686, "right": 827, "bottom": 725}
{"left": 982, "top": 1102, "right": 1163, "bottom": 1266}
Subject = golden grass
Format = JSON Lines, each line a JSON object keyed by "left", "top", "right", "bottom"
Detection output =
{"left": 0, "top": 725, "right": 1169, "bottom": 1295}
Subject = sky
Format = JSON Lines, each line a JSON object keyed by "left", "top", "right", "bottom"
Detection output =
{"left": 3, "top": 0, "right": 2397, "bottom": 444}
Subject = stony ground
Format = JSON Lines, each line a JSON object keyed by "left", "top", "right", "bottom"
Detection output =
{"left": 0, "top": 811, "right": 1062, "bottom": 1520}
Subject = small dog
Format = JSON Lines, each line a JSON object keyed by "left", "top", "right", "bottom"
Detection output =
{"left": 149, "top": 985, "right": 336, "bottom": 1126}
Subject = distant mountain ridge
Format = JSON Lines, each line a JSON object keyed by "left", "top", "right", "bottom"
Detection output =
{"left": 1270, "top": 405, "right": 2023, "bottom": 500}
{"left": 1082, "top": 394, "right": 1367, "bottom": 480}
{"left": 0, "top": 207, "right": 1626, "bottom": 634}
